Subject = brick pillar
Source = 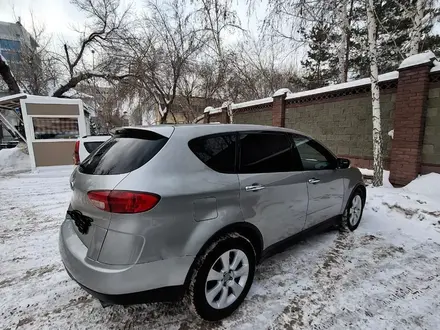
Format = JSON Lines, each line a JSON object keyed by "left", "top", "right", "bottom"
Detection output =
{"left": 389, "top": 57, "right": 434, "bottom": 186}
{"left": 272, "top": 89, "right": 290, "bottom": 127}
{"left": 220, "top": 107, "right": 229, "bottom": 123}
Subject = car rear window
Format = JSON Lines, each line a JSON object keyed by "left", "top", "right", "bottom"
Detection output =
{"left": 78, "top": 129, "right": 168, "bottom": 175}
{"left": 188, "top": 133, "right": 236, "bottom": 173}
{"left": 84, "top": 141, "right": 104, "bottom": 153}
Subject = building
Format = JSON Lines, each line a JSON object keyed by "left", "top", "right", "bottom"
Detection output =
{"left": 0, "top": 20, "right": 38, "bottom": 86}
{"left": 0, "top": 20, "right": 37, "bottom": 147}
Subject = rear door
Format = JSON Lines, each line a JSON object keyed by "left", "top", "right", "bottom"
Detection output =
{"left": 69, "top": 128, "right": 171, "bottom": 258}
{"left": 238, "top": 131, "right": 309, "bottom": 248}
{"left": 292, "top": 135, "right": 344, "bottom": 228}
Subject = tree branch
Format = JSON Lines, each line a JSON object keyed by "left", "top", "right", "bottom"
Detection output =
{"left": 51, "top": 72, "right": 131, "bottom": 97}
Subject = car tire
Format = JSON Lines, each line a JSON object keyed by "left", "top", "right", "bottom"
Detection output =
{"left": 187, "top": 233, "right": 256, "bottom": 321}
{"left": 341, "top": 188, "right": 365, "bottom": 231}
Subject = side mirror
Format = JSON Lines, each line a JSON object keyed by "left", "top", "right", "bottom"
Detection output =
{"left": 337, "top": 158, "right": 350, "bottom": 169}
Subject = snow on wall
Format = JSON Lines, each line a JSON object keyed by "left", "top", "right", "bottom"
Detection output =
{"left": 225, "top": 72, "right": 399, "bottom": 112}
{"left": 399, "top": 51, "right": 436, "bottom": 70}
{"left": 273, "top": 88, "right": 292, "bottom": 97}
{"left": 430, "top": 60, "right": 440, "bottom": 72}
{"left": 231, "top": 97, "right": 273, "bottom": 111}
{"left": 207, "top": 51, "right": 438, "bottom": 113}
{"left": 286, "top": 71, "right": 398, "bottom": 101}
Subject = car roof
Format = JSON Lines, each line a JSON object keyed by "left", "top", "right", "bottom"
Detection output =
{"left": 124, "top": 124, "right": 310, "bottom": 139}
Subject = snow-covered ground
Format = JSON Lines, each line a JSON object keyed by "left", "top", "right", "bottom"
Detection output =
{"left": 1, "top": 168, "right": 440, "bottom": 329}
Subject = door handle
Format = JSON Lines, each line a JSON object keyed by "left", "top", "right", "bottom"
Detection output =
{"left": 245, "top": 184, "right": 265, "bottom": 192}
{"left": 308, "top": 178, "right": 320, "bottom": 184}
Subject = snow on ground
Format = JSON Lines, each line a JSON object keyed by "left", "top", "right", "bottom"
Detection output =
{"left": 1, "top": 169, "right": 440, "bottom": 329}
{"left": 0, "top": 147, "right": 31, "bottom": 175}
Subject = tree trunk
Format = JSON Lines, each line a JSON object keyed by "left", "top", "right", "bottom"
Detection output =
{"left": 366, "top": 0, "right": 383, "bottom": 186}
{"left": 0, "top": 55, "right": 20, "bottom": 94}
{"left": 159, "top": 107, "right": 168, "bottom": 124}
{"left": 409, "top": 0, "right": 425, "bottom": 56}
{"left": 337, "top": 0, "right": 349, "bottom": 83}
{"left": 344, "top": 0, "right": 355, "bottom": 82}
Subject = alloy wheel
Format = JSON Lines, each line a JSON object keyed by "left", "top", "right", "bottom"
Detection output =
{"left": 204, "top": 249, "right": 249, "bottom": 309}
{"left": 349, "top": 195, "right": 362, "bottom": 226}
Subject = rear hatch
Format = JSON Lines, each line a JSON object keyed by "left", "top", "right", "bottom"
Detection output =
{"left": 69, "top": 127, "right": 173, "bottom": 248}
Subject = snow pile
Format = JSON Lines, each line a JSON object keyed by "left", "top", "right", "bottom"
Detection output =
{"left": 399, "top": 51, "right": 436, "bottom": 70}
{"left": 403, "top": 172, "right": 440, "bottom": 198}
{"left": 367, "top": 173, "right": 440, "bottom": 230}
{"left": 0, "top": 147, "right": 31, "bottom": 174}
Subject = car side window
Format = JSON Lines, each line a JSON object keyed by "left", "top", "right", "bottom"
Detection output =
{"left": 293, "top": 136, "right": 336, "bottom": 171}
{"left": 239, "top": 132, "right": 302, "bottom": 173}
{"left": 188, "top": 133, "right": 237, "bottom": 173}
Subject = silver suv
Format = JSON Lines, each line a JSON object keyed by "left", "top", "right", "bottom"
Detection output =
{"left": 59, "top": 124, "right": 365, "bottom": 321}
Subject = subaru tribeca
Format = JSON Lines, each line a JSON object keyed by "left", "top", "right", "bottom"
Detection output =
{"left": 59, "top": 124, "right": 365, "bottom": 321}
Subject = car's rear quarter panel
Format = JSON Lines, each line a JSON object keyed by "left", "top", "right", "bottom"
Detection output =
{"left": 69, "top": 170, "right": 129, "bottom": 253}
{"left": 104, "top": 127, "right": 243, "bottom": 264}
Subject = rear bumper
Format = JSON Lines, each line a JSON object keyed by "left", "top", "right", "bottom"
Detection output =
{"left": 64, "top": 266, "right": 185, "bottom": 304}
{"left": 59, "top": 219, "right": 194, "bottom": 300}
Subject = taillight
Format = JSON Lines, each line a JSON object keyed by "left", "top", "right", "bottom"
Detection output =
{"left": 73, "top": 140, "right": 80, "bottom": 165}
{"left": 87, "top": 190, "right": 160, "bottom": 213}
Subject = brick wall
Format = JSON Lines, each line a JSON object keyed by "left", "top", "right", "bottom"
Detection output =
{"left": 234, "top": 108, "right": 272, "bottom": 125}
{"left": 285, "top": 92, "right": 395, "bottom": 167}
{"left": 202, "top": 52, "right": 440, "bottom": 185}
{"left": 422, "top": 86, "right": 440, "bottom": 173}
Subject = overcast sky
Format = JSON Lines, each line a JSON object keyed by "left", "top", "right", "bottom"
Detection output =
{"left": 0, "top": 0, "right": 87, "bottom": 41}
{"left": 0, "top": 0, "right": 301, "bottom": 68}
{"left": 0, "top": 0, "right": 264, "bottom": 42}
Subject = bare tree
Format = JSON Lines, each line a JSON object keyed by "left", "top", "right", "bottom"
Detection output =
{"left": 228, "top": 36, "right": 300, "bottom": 101}
{"left": 121, "top": 0, "right": 207, "bottom": 124}
{"left": 366, "top": 0, "right": 383, "bottom": 186}
{"left": 195, "top": 0, "right": 241, "bottom": 58}
{"left": 193, "top": 0, "right": 242, "bottom": 99}
{"left": 51, "top": 0, "right": 132, "bottom": 97}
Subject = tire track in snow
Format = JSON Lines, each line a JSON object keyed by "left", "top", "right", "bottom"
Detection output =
{"left": 269, "top": 230, "right": 356, "bottom": 329}
{"left": 270, "top": 228, "right": 440, "bottom": 330}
